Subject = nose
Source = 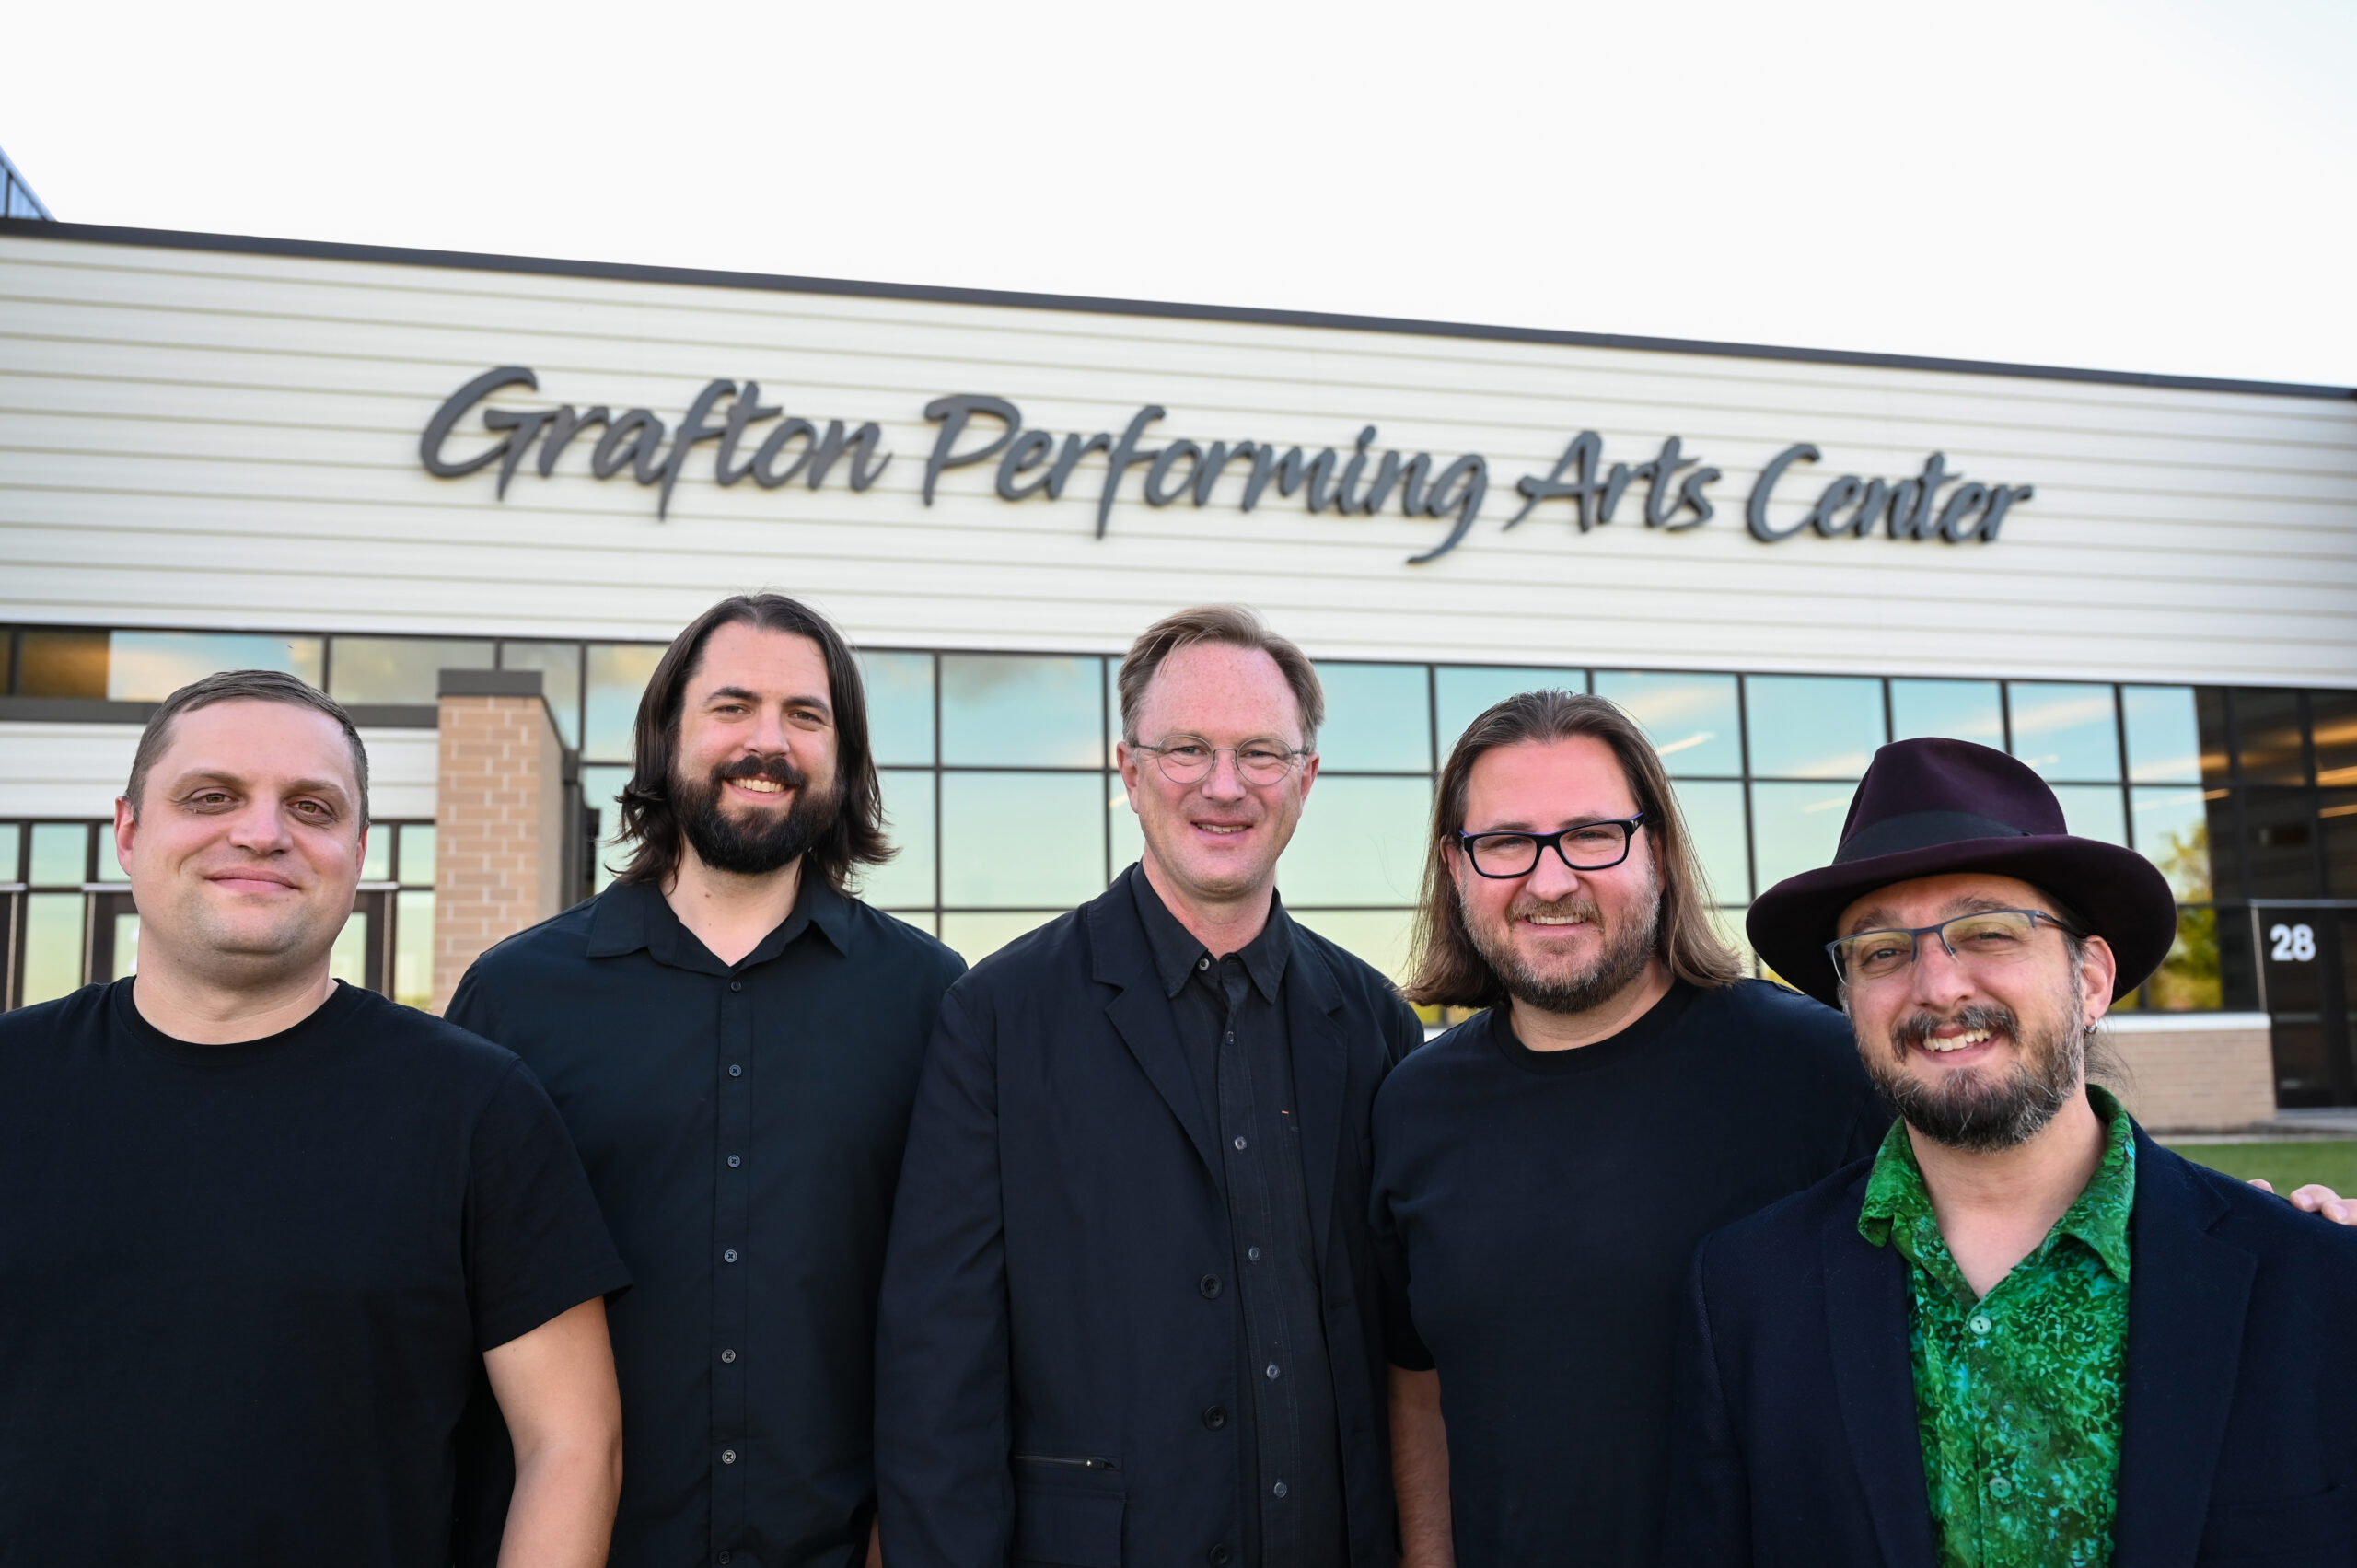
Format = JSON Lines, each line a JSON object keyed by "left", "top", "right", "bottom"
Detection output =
{"left": 746, "top": 707, "right": 795, "bottom": 760}
{"left": 224, "top": 795, "right": 294, "bottom": 854}
{"left": 1196, "top": 749, "right": 1249, "bottom": 803}
{"left": 1905, "top": 929, "right": 1978, "bottom": 1013}
{"left": 1521, "top": 844, "right": 1583, "bottom": 901}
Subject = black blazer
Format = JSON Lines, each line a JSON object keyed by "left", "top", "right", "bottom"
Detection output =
{"left": 1664, "top": 1124, "right": 2357, "bottom": 1568}
{"left": 874, "top": 878, "right": 1423, "bottom": 1568}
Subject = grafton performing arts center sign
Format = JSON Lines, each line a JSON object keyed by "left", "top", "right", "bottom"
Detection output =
{"left": 420, "top": 367, "right": 2037, "bottom": 566}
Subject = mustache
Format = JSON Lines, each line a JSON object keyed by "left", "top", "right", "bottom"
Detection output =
{"left": 1892, "top": 1002, "right": 2018, "bottom": 1057}
{"left": 1507, "top": 893, "right": 1605, "bottom": 923}
{"left": 714, "top": 753, "right": 808, "bottom": 792}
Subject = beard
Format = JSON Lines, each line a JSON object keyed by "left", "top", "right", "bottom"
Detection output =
{"left": 1864, "top": 998, "right": 2084, "bottom": 1153}
{"left": 1465, "top": 878, "right": 1661, "bottom": 1017}
{"left": 674, "top": 752, "right": 840, "bottom": 877}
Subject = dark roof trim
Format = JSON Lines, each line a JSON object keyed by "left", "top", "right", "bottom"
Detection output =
{"left": 5, "top": 217, "right": 2351, "bottom": 401}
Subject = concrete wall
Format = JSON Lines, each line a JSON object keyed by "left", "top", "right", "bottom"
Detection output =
{"left": 2102, "top": 1010, "right": 2278, "bottom": 1133}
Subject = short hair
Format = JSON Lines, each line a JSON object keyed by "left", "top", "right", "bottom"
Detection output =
{"left": 127, "top": 669, "right": 371, "bottom": 824}
{"left": 614, "top": 593, "right": 890, "bottom": 891}
{"left": 1405, "top": 689, "right": 1743, "bottom": 1008}
{"left": 1117, "top": 605, "right": 1326, "bottom": 749}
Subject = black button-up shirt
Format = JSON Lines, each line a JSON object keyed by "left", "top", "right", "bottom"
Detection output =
{"left": 1132, "top": 872, "right": 1346, "bottom": 1568}
{"left": 447, "top": 875, "right": 966, "bottom": 1568}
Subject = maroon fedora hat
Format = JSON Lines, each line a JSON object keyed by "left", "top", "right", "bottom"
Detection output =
{"left": 1747, "top": 737, "right": 2178, "bottom": 1008}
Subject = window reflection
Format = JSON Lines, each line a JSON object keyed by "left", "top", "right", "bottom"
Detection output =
{"left": 941, "top": 772, "right": 1105, "bottom": 904}
{"left": 1280, "top": 776, "right": 1432, "bottom": 907}
{"left": 939, "top": 910, "right": 1062, "bottom": 966}
{"left": 398, "top": 824, "right": 437, "bottom": 887}
{"left": 29, "top": 823, "right": 86, "bottom": 886}
{"left": 329, "top": 637, "right": 496, "bottom": 705}
{"left": 1748, "top": 783, "right": 1854, "bottom": 892}
{"left": 2322, "top": 790, "right": 2357, "bottom": 898}
{"left": 585, "top": 644, "right": 664, "bottom": 762}
{"left": 109, "top": 631, "right": 326, "bottom": 703}
{"left": 579, "top": 763, "right": 632, "bottom": 891}
{"left": 859, "top": 651, "right": 936, "bottom": 767}
{"left": 1314, "top": 664, "right": 1431, "bottom": 772}
{"left": 1674, "top": 780, "right": 1751, "bottom": 904}
{"left": 2121, "top": 687, "right": 2201, "bottom": 784}
{"left": 1594, "top": 671, "right": 1741, "bottom": 777}
{"left": 1891, "top": 679, "right": 2003, "bottom": 747}
{"left": 2244, "top": 786, "right": 2319, "bottom": 898}
{"left": 941, "top": 655, "right": 1103, "bottom": 768}
{"left": 1434, "top": 667, "right": 1586, "bottom": 760}
{"left": 858, "top": 771, "right": 937, "bottom": 910}
{"left": 1746, "top": 676, "right": 1884, "bottom": 780}
{"left": 2131, "top": 787, "right": 2213, "bottom": 900}
{"left": 498, "top": 643, "right": 583, "bottom": 749}
{"left": 361, "top": 825, "right": 393, "bottom": 883}
{"left": 2234, "top": 691, "right": 2307, "bottom": 786}
{"left": 2311, "top": 691, "right": 2357, "bottom": 790}
{"left": 20, "top": 893, "right": 83, "bottom": 1005}
{"left": 1291, "top": 908, "right": 1416, "bottom": 984}
{"left": 2050, "top": 784, "right": 2127, "bottom": 847}
{"left": 2008, "top": 682, "right": 2119, "bottom": 782}
{"left": 1110, "top": 783, "right": 1144, "bottom": 876}
{"left": 393, "top": 889, "right": 435, "bottom": 1009}
{"left": 17, "top": 629, "right": 110, "bottom": 698}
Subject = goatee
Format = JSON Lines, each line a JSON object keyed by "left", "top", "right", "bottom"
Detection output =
{"left": 676, "top": 753, "right": 839, "bottom": 877}
{"left": 1868, "top": 1000, "right": 2084, "bottom": 1153}
{"left": 1469, "top": 888, "right": 1660, "bottom": 1016}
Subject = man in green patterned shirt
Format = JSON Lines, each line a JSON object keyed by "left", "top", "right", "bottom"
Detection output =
{"left": 1663, "top": 738, "right": 2357, "bottom": 1567}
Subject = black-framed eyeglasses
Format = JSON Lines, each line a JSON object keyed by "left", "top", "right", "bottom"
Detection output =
{"left": 1132, "top": 735, "right": 1310, "bottom": 787}
{"left": 1826, "top": 908, "right": 2082, "bottom": 985}
{"left": 1457, "top": 815, "right": 1646, "bottom": 878}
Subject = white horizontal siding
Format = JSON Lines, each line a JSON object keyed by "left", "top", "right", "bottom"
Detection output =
{"left": 1, "top": 233, "right": 2351, "bottom": 686}
{"left": 0, "top": 721, "right": 438, "bottom": 822}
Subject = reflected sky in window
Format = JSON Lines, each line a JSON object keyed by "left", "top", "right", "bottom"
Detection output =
{"left": 2122, "top": 687, "right": 2201, "bottom": 784}
{"left": 1434, "top": 667, "right": 1586, "bottom": 760}
{"left": 1675, "top": 779, "right": 1751, "bottom": 903}
{"left": 1891, "top": 679, "right": 2003, "bottom": 748}
{"left": 1281, "top": 776, "right": 1433, "bottom": 906}
{"left": 329, "top": 637, "right": 494, "bottom": 706}
{"left": 585, "top": 645, "right": 664, "bottom": 762}
{"left": 859, "top": 650, "right": 936, "bottom": 766}
{"left": 859, "top": 769, "right": 936, "bottom": 908}
{"left": 1748, "top": 782, "right": 1855, "bottom": 890}
{"left": 1594, "top": 671, "right": 1741, "bottom": 776}
{"left": 941, "top": 772, "right": 1105, "bottom": 903}
{"left": 108, "top": 631, "right": 325, "bottom": 703}
{"left": 941, "top": 655, "right": 1103, "bottom": 767}
{"left": 1315, "top": 664, "right": 1431, "bottom": 772}
{"left": 2051, "top": 784, "right": 2128, "bottom": 847}
{"left": 2009, "top": 682, "right": 2120, "bottom": 781}
{"left": 499, "top": 643, "right": 583, "bottom": 749}
{"left": 1746, "top": 676, "right": 1884, "bottom": 779}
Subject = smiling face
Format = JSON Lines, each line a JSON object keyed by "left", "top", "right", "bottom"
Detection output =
{"left": 1117, "top": 641, "right": 1318, "bottom": 910}
{"left": 1448, "top": 735, "right": 1663, "bottom": 1016}
{"left": 1838, "top": 871, "right": 2117, "bottom": 1151}
{"left": 668, "top": 622, "right": 842, "bottom": 879}
{"left": 117, "top": 699, "right": 366, "bottom": 988}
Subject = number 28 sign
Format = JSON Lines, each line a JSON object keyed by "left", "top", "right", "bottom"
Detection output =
{"left": 2270, "top": 923, "right": 2318, "bottom": 962}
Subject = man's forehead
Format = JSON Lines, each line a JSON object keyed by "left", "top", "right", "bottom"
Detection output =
{"left": 690, "top": 625, "right": 830, "bottom": 692}
{"left": 1138, "top": 645, "right": 1303, "bottom": 735}
{"left": 156, "top": 702, "right": 357, "bottom": 792}
{"left": 1840, "top": 871, "right": 2054, "bottom": 931}
{"left": 1464, "top": 737, "right": 1635, "bottom": 818}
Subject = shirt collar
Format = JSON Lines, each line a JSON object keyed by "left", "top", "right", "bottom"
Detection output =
{"left": 585, "top": 871, "right": 853, "bottom": 972}
{"left": 1126, "top": 862, "right": 1293, "bottom": 1003}
{"left": 1859, "top": 1082, "right": 2137, "bottom": 1283}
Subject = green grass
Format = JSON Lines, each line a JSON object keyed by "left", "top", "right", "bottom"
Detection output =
{"left": 2170, "top": 1139, "right": 2357, "bottom": 1196}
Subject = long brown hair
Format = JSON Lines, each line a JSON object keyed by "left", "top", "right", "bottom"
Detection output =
{"left": 1405, "top": 689, "right": 1743, "bottom": 1008}
{"left": 615, "top": 593, "right": 891, "bottom": 891}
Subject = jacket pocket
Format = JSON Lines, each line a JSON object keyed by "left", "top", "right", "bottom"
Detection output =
{"left": 2200, "top": 1483, "right": 2351, "bottom": 1562}
{"left": 1012, "top": 1454, "right": 1125, "bottom": 1568}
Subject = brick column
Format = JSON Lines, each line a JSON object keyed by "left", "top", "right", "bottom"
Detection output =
{"left": 431, "top": 668, "right": 565, "bottom": 1015}
{"left": 2104, "top": 1012, "right": 2280, "bottom": 1133}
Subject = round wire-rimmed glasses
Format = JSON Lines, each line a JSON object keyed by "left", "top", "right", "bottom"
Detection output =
{"left": 1826, "top": 908, "right": 2081, "bottom": 986}
{"left": 1132, "top": 736, "right": 1310, "bottom": 787}
{"left": 1457, "top": 815, "right": 1646, "bottom": 878}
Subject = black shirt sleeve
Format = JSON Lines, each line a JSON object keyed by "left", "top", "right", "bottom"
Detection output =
{"left": 464, "top": 1059, "right": 632, "bottom": 1352}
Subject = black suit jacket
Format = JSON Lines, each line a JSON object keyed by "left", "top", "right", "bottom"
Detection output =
{"left": 1664, "top": 1124, "right": 2357, "bottom": 1568}
{"left": 874, "top": 877, "right": 1423, "bottom": 1568}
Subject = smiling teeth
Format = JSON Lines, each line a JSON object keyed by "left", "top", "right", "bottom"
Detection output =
{"left": 1528, "top": 915, "right": 1584, "bottom": 925}
{"left": 1922, "top": 1028, "right": 1991, "bottom": 1053}
{"left": 734, "top": 779, "right": 784, "bottom": 793}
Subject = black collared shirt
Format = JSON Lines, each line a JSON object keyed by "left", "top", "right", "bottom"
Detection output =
{"left": 447, "top": 875, "right": 966, "bottom": 1568}
{"left": 1131, "top": 870, "right": 1346, "bottom": 1568}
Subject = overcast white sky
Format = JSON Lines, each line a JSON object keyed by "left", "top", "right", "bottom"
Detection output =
{"left": 11, "top": 0, "right": 2353, "bottom": 388}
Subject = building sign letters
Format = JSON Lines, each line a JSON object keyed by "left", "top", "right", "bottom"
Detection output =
{"left": 421, "top": 367, "right": 2034, "bottom": 565}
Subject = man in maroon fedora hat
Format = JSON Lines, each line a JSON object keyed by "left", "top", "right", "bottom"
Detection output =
{"left": 1664, "top": 737, "right": 2357, "bottom": 1567}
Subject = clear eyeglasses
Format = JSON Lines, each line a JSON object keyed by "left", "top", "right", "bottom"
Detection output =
{"left": 1827, "top": 908, "right": 2081, "bottom": 985}
{"left": 1132, "top": 736, "right": 1309, "bottom": 787}
{"left": 1457, "top": 815, "right": 1646, "bottom": 878}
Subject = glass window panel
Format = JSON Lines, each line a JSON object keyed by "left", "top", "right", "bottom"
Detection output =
{"left": 1291, "top": 908, "right": 1416, "bottom": 984}
{"left": 585, "top": 644, "right": 664, "bottom": 762}
{"left": 110, "top": 912, "right": 141, "bottom": 981}
{"left": 1280, "top": 776, "right": 1433, "bottom": 907}
{"left": 1434, "top": 667, "right": 1586, "bottom": 761}
{"left": 393, "top": 889, "right": 436, "bottom": 1010}
{"left": 885, "top": 911, "right": 939, "bottom": 937}
{"left": 579, "top": 765, "right": 633, "bottom": 892}
{"left": 2311, "top": 691, "right": 2357, "bottom": 791}
{"left": 859, "top": 651, "right": 936, "bottom": 766}
{"left": 2008, "top": 682, "right": 2120, "bottom": 782}
{"left": 399, "top": 823, "right": 437, "bottom": 888}
{"left": 856, "top": 770, "right": 937, "bottom": 909}
{"left": 2196, "top": 690, "right": 2235, "bottom": 785}
{"left": 21, "top": 893, "right": 85, "bottom": 1005}
{"left": 499, "top": 643, "right": 583, "bottom": 749}
{"left": 942, "top": 772, "right": 1105, "bottom": 905}
{"left": 939, "top": 910, "right": 1062, "bottom": 966}
{"left": 941, "top": 655, "right": 1103, "bottom": 768}
{"left": 2141, "top": 908, "right": 2223, "bottom": 1013}
{"left": 1748, "top": 782, "right": 1857, "bottom": 893}
{"left": 1747, "top": 676, "right": 1885, "bottom": 780}
{"left": 1314, "top": 664, "right": 1431, "bottom": 772}
{"left": 105, "top": 631, "right": 325, "bottom": 703}
{"left": 1890, "top": 679, "right": 2003, "bottom": 747}
{"left": 1675, "top": 779, "right": 1751, "bottom": 904}
{"left": 0, "top": 825, "right": 18, "bottom": 882}
{"left": 360, "top": 824, "right": 393, "bottom": 882}
{"left": 2121, "top": 687, "right": 2202, "bottom": 784}
{"left": 329, "top": 637, "right": 495, "bottom": 705}
{"left": 2244, "top": 785, "right": 2319, "bottom": 899}
{"left": 1110, "top": 781, "right": 1144, "bottom": 878}
{"left": 29, "top": 823, "right": 87, "bottom": 886}
{"left": 2131, "top": 786, "right": 2213, "bottom": 900}
{"left": 94, "top": 838, "right": 130, "bottom": 882}
{"left": 1594, "top": 671, "right": 1741, "bottom": 777}
{"left": 17, "top": 629, "right": 110, "bottom": 698}
{"left": 2322, "top": 790, "right": 2357, "bottom": 900}
{"left": 328, "top": 907, "right": 370, "bottom": 988}
{"left": 2051, "top": 784, "right": 2128, "bottom": 848}
{"left": 2234, "top": 690, "right": 2307, "bottom": 786}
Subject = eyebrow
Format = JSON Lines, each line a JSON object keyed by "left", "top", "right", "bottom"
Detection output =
{"left": 1465, "top": 812, "right": 1630, "bottom": 834}
{"left": 168, "top": 769, "right": 354, "bottom": 807}
{"left": 1842, "top": 893, "right": 2043, "bottom": 935}
{"left": 702, "top": 685, "right": 833, "bottom": 714}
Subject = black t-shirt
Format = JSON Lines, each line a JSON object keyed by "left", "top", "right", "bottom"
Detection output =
{"left": 1369, "top": 979, "right": 1889, "bottom": 1568}
{"left": 0, "top": 978, "right": 629, "bottom": 1568}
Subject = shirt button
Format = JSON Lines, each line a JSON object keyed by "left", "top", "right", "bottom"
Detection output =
{"left": 727, "top": 1154, "right": 742, "bottom": 1167}
{"left": 1968, "top": 1313, "right": 1993, "bottom": 1335}
{"left": 1199, "top": 1273, "right": 1222, "bottom": 1298}
{"left": 1248, "top": 1247, "right": 1262, "bottom": 1262}
{"left": 721, "top": 1448, "right": 737, "bottom": 1465}
{"left": 729, "top": 1063, "right": 742, "bottom": 1077}
{"left": 724, "top": 1249, "right": 738, "bottom": 1263}
{"left": 1233, "top": 1136, "right": 1248, "bottom": 1150}
{"left": 1265, "top": 1363, "right": 1281, "bottom": 1380}
{"left": 1197, "top": 958, "right": 1210, "bottom": 971}
{"left": 1990, "top": 1476, "right": 2012, "bottom": 1498}
{"left": 1202, "top": 1404, "right": 1228, "bottom": 1430}
{"left": 1272, "top": 1480, "right": 1288, "bottom": 1499}
{"left": 730, "top": 981, "right": 743, "bottom": 993}
{"left": 721, "top": 1348, "right": 737, "bottom": 1364}
{"left": 719, "top": 1554, "right": 731, "bottom": 1565}
{"left": 1209, "top": 1548, "right": 1233, "bottom": 1566}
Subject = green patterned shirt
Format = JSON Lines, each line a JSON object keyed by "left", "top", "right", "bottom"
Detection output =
{"left": 1857, "top": 1086, "right": 2137, "bottom": 1568}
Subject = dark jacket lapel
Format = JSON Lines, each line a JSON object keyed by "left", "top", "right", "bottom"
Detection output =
{"left": 1281, "top": 931, "right": 1350, "bottom": 1267}
{"left": 2113, "top": 1129, "right": 2257, "bottom": 1568}
{"left": 1086, "top": 889, "right": 1222, "bottom": 1184}
{"left": 1821, "top": 1193, "right": 1940, "bottom": 1568}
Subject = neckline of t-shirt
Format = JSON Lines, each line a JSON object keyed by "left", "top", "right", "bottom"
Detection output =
{"left": 1486, "top": 980, "right": 1702, "bottom": 1075}
{"left": 110, "top": 975, "right": 366, "bottom": 1068}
